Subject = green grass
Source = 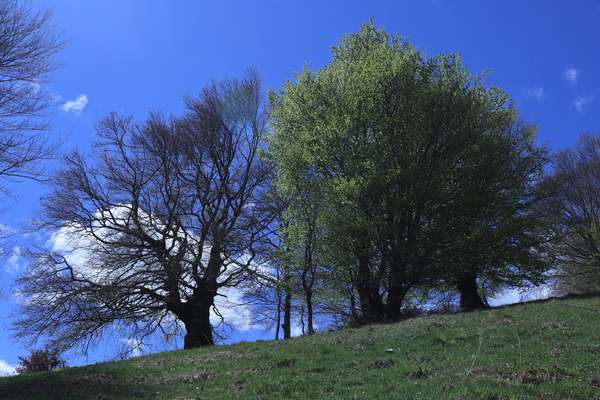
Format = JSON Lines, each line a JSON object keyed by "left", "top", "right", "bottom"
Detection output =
{"left": 1, "top": 295, "right": 599, "bottom": 400}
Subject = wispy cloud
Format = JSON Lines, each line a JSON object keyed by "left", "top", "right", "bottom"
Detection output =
{"left": 6, "top": 246, "right": 22, "bottom": 273}
{"left": 0, "top": 359, "right": 16, "bottom": 376}
{"left": 563, "top": 67, "right": 580, "bottom": 84}
{"left": 61, "top": 94, "right": 88, "bottom": 114}
{"left": 122, "top": 338, "right": 144, "bottom": 357}
{"left": 573, "top": 95, "right": 594, "bottom": 114}
{"left": 524, "top": 87, "right": 546, "bottom": 102}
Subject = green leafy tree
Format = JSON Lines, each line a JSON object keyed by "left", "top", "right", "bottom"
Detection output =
{"left": 269, "top": 22, "right": 549, "bottom": 319}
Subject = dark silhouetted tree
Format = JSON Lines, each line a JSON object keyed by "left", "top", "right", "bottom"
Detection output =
{"left": 15, "top": 70, "right": 276, "bottom": 350}
{"left": 0, "top": 0, "right": 62, "bottom": 189}
{"left": 540, "top": 133, "right": 600, "bottom": 295}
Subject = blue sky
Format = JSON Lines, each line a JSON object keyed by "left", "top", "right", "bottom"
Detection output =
{"left": 0, "top": 0, "right": 599, "bottom": 373}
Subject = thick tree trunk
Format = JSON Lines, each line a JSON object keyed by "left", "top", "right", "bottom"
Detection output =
{"left": 183, "top": 315, "right": 213, "bottom": 348}
{"left": 176, "top": 290, "right": 215, "bottom": 349}
{"left": 385, "top": 281, "right": 406, "bottom": 320}
{"left": 457, "top": 272, "right": 487, "bottom": 312}
{"left": 356, "top": 256, "right": 385, "bottom": 322}
{"left": 357, "top": 286, "right": 385, "bottom": 321}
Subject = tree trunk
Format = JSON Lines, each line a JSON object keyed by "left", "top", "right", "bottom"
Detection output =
{"left": 356, "top": 256, "right": 384, "bottom": 322}
{"left": 282, "top": 273, "right": 292, "bottom": 339}
{"left": 349, "top": 287, "right": 359, "bottom": 323}
{"left": 180, "top": 301, "right": 214, "bottom": 348}
{"left": 305, "top": 288, "right": 315, "bottom": 335}
{"left": 176, "top": 288, "right": 215, "bottom": 349}
{"left": 457, "top": 272, "right": 487, "bottom": 312}
{"left": 385, "top": 281, "right": 406, "bottom": 320}
{"left": 299, "top": 305, "right": 305, "bottom": 335}
{"left": 275, "top": 286, "right": 282, "bottom": 340}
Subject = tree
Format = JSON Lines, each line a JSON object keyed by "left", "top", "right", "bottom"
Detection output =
{"left": 269, "top": 22, "right": 549, "bottom": 320}
{"left": 278, "top": 177, "right": 327, "bottom": 335}
{"left": 243, "top": 190, "right": 330, "bottom": 339}
{"left": 16, "top": 348, "right": 65, "bottom": 374}
{"left": 0, "top": 0, "right": 61, "bottom": 188}
{"left": 15, "top": 70, "right": 275, "bottom": 350}
{"left": 424, "top": 117, "right": 550, "bottom": 311}
{"left": 540, "top": 133, "right": 600, "bottom": 295}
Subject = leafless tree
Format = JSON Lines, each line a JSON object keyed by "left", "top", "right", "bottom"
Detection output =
{"left": 15, "top": 70, "right": 277, "bottom": 350}
{"left": 0, "top": 0, "right": 61, "bottom": 189}
{"left": 540, "top": 133, "right": 600, "bottom": 295}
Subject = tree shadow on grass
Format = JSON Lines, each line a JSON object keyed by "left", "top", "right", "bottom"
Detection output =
{"left": 0, "top": 367, "right": 159, "bottom": 400}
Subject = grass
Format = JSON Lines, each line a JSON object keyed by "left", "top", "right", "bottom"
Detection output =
{"left": 1, "top": 295, "right": 599, "bottom": 399}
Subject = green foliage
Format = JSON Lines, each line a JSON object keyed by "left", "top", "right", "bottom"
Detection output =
{"left": 1, "top": 295, "right": 599, "bottom": 399}
{"left": 269, "top": 21, "right": 549, "bottom": 318}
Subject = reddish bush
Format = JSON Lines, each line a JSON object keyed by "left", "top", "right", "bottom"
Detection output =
{"left": 16, "top": 349, "right": 66, "bottom": 374}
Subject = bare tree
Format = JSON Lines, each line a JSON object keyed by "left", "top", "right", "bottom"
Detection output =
{"left": 15, "top": 70, "right": 276, "bottom": 350}
{"left": 0, "top": 0, "right": 61, "bottom": 188}
{"left": 540, "top": 133, "right": 600, "bottom": 295}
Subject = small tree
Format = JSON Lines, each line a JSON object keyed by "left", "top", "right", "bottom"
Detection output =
{"left": 16, "top": 349, "right": 65, "bottom": 374}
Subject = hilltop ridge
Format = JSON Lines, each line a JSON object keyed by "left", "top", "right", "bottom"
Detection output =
{"left": 1, "top": 295, "right": 599, "bottom": 400}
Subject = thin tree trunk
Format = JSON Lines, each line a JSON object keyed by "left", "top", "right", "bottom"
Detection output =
{"left": 305, "top": 288, "right": 315, "bottom": 335}
{"left": 275, "top": 286, "right": 282, "bottom": 340}
{"left": 457, "top": 271, "right": 487, "bottom": 311}
{"left": 301, "top": 219, "right": 316, "bottom": 335}
{"left": 349, "top": 286, "right": 359, "bottom": 323}
{"left": 282, "top": 268, "right": 292, "bottom": 339}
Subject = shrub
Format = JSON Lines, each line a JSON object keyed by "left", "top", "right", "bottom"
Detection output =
{"left": 16, "top": 349, "right": 66, "bottom": 374}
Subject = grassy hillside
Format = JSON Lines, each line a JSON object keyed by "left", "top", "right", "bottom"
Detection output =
{"left": 1, "top": 296, "right": 599, "bottom": 400}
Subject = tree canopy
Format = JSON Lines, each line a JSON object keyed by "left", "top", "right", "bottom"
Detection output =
{"left": 16, "top": 70, "right": 275, "bottom": 350}
{"left": 269, "top": 22, "right": 549, "bottom": 320}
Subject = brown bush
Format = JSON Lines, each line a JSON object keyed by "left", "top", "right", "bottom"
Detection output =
{"left": 16, "top": 349, "right": 66, "bottom": 374}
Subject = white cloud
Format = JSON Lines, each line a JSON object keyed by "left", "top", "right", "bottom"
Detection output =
{"left": 563, "top": 67, "right": 580, "bottom": 84}
{"left": 47, "top": 220, "right": 256, "bottom": 334}
{"left": 122, "top": 338, "right": 143, "bottom": 357}
{"left": 0, "top": 359, "right": 16, "bottom": 376}
{"left": 213, "top": 286, "right": 254, "bottom": 332}
{"left": 488, "top": 285, "right": 552, "bottom": 307}
{"left": 28, "top": 82, "right": 41, "bottom": 94}
{"left": 61, "top": 94, "right": 88, "bottom": 114}
{"left": 573, "top": 95, "right": 594, "bottom": 114}
{"left": 290, "top": 320, "right": 319, "bottom": 337}
{"left": 524, "top": 87, "right": 546, "bottom": 102}
{"left": 6, "top": 246, "right": 22, "bottom": 274}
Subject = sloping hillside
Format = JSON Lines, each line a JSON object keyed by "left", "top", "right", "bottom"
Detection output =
{"left": 1, "top": 295, "right": 599, "bottom": 399}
